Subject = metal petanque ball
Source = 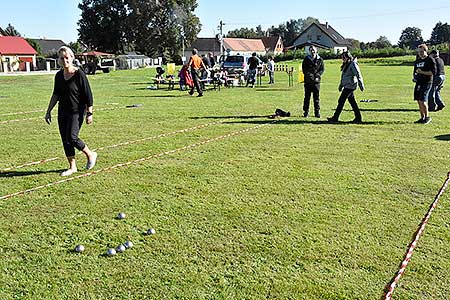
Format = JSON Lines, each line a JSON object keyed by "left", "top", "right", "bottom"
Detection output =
{"left": 124, "top": 241, "right": 133, "bottom": 249}
{"left": 117, "top": 212, "right": 126, "bottom": 220}
{"left": 146, "top": 228, "right": 156, "bottom": 235}
{"left": 116, "top": 244, "right": 126, "bottom": 253}
{"left": 75, "top": 244, "right": 85, "bottom": 253}
{"left": 106, "top": 248, "right": 117, "bottom": 256}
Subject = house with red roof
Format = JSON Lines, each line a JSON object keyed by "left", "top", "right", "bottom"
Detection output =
{"left": 0, "top": 36, "right": 37, "bottom": 72}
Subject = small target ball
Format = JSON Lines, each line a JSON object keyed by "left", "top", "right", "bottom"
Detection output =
{"left": 75, "top": 244, "right": 85, "bottom": 253}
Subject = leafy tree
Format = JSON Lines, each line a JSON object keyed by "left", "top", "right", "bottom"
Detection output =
{"left": 429, "top": 21, "right": 450, "bottom": 45}
{"left": 226, "top": 27, "right": 260, "bottom": 39}
{"left": 398, "top": 27, "right": 423, "bottom": 49}
{"left": 268, "top": 17, "right": 319, "bottom": 46}
{"left": 67, "top": 41, "right": 84, "bottom": 54}
{"left": 346, "top": 38, "right": 360, "bottom": 50}
{"left": 77, "top": 0, "right": 130, "bottom": 53}
{"left": 25, "top": 38, "right": 42, "bottom": 55}
{"left": 374, "top": 36, "right": 392, "bottom": 49}
{"left": 4, "top": 23, "right": 21, "bottom": 36}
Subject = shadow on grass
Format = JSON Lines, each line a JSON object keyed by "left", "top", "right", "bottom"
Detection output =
{"left": 434, "top": 134, "right": 450, "bottom": 141}
{"left": 222, "top": 118, "right": 401, "bottom": 126}
{"left": 190, "top": 115, "right": 270, "bottom": 120}
{"left": 0, "top": 169, "right": 64, "bottom": 178}
{"left": 357, "top": 108, "right": 418, "bottom": 112}
{"left": 254, "top": 88, "right": 294, "bottom": 92}
{"left": 117, "top": 94, "right": 187, "bottom": 98}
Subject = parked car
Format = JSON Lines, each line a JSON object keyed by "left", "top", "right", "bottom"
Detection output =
{"left": 220, "top": 54, "right": 263, "bottom": 73}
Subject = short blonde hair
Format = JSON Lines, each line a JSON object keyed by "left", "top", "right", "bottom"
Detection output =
{"left": 57, "top": 46, "right": 75, "bottom": 67}
{"left": 417, "top": 44, "right": 428, "bottom": 52}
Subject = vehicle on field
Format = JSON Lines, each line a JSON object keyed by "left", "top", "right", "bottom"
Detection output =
{"left": 76, "top": 51, "right": 115, "bottom": 75}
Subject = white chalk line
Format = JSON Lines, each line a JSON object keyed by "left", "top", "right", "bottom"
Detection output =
{"left": 0, "top": 120, "right": 279, "bottom": 200}
{"left": 1, "top": 120, "right": 228, "bottom": 172}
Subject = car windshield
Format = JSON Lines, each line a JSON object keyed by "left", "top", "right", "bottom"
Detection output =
{"left": 225, "top": 56, "right": 244, "bottom": 63}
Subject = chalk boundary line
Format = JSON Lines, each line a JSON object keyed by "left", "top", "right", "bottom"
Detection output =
{"left": 1, "top": 119, "right": 228, "bottom": 172}
{"left": 0, "top": 120, "right": 279, "bottom": 200}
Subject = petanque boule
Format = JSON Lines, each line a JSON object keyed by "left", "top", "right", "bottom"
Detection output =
{"left": 117, "top": 212, "right": 126, "bottom": 220}
{"left": 124, "top": 241, "right": 133, "bottom": 249}
{"left": 74, "top": 244, "right": 85, "bottom": 253}
{"left": 106, "top": 248, "right": 117, "bottom": 256}
{"left": 146, "top": 228, "right": 156, "bottom": 235}
{"left": 116, "top": 244, "right": 126, "bottom": 253}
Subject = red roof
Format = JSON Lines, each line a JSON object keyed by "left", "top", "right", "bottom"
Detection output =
{"left": 0, "top": 36, "right": 37, "bottom": 55}
{"left": 223, "top": 38, "right": 266, "bottom": 52}
{"left": 81, "top": 51, "right": 114, "bottom": 57}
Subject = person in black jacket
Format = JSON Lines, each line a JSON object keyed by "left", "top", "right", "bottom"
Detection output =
{"left": 45, "top": 46, "right": 97, "bottom": 176}
{"left": 413, "top": 44, "right": 436, "bottom": 124}
{"left": 302, "top": 46, "right": 324, "bottom": 118}
{"left": 428, "top": 50, "right": 445, "bottom": 111}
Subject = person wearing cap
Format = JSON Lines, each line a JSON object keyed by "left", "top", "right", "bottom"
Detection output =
{"left": 302, "top": 45, "right": 324, "bottom": 118}
{"left": 428, "top": 49, "right": 445, "bottom": 111}
{"left": 412, "top": 44, "right": 436, "bottom": 124}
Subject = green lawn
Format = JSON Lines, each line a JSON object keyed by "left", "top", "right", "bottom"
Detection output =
{"left": 0, "top": 58, "right": 449, "bottom": 299}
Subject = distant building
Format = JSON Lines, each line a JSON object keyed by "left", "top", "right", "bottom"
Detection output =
{"left": 185, "top": 36, "right": 282, "bottom": 60}
{"left": 31, "top": 38, "right": 66, "bottom": 57}
{"left": 290, "top": 22, "right": 352, "bottom": 54}
{"left": 261, "top": 36, "right": 284, "bottom": 55}
{"left": 0, "top": 36, "right": 37, "bottom": 72}
{"left": 0, "top": 27, "right": 6, "bottom": 36}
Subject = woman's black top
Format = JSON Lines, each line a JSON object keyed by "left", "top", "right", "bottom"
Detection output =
{"left": 52, "top": 69, "right": 93, "bottom": 115}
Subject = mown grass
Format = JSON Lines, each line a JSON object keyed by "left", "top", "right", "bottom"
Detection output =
{"left": 0, "top": 57, "right": 449, "bottom": 299}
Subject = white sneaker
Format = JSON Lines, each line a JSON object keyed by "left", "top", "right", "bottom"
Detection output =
{"left": 85, "top": 152, "right": 97, "bottom": 170}
{"left": 60, "top": 169, "right": 77, "bottom": 176}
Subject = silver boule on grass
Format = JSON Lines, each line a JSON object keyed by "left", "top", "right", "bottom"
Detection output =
{"left": 74, "top": 244, "right": 85, "bottom": 253}
{"left": 117, "top": 212, "right": 126, "bottom": 220}
{"left": 106, "top": 248, "right": 117, "bottom": 256}
{"left": 116, "top": 244, "right": 126, "bottom": 253}
{"left": 146, "top": 228, "right": 156, "bottom": 235}
{"left": 124, "top": 241, "right": 133, "bottom": 249}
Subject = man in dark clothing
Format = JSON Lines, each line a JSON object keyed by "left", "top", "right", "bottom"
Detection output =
{"left": 302, "top": 46, "right": 324, "bottom": 118}
{"left": 246, "top": 52, "right": 259, "bottom": 88}
{"left": 428, "top": 50, "right": 446, "bottom": 111}
{"left": 208, "top": 52, "right": 216, "bottom": 67}
{"left": 413, "top": 44, "right": 436, "bottom": 124}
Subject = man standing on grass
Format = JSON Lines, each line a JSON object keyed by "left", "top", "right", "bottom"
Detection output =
{"left": 246, "top": 52, "right": 259, "bottom": 88}
{"left": 428, "top": 50, "right": 445, "bottom": 112}
{"left": 188, "top": 48, "right": 206, "bottom": 97}
{"left": 413, "top": 44, "right": 436, "bottom": 124}
{"left": 302, "top": 45, "right": 324, "bottom": 118}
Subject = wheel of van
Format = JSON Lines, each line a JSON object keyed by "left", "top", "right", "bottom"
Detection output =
{"left": 102, "top": 68, "right": 110, "bottom": 73}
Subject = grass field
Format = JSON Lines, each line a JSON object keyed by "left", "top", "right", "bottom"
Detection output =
{"left": 0, "top": 57, "right": 449, "bottom": 299}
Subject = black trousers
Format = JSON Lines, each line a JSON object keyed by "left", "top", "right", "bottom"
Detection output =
{"left": 190, "top": 70, "right": 203, "bottom": 95}
{"left": 58, "top": 112, "right": 86, "bottom": 157}
{"left": 332, "top": 88, "right": 362, "bottom": 121}
{"left": 303, "top": 83, "right": 321, "bottom": 113}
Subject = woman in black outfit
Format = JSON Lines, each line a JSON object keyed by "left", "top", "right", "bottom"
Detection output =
{"left": 45, "top": 46, "right": 97, "bottom": 176}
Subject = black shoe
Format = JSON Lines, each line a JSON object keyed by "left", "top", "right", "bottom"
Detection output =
{"left": 315, "top": 113, "right": 321, "bottom": 118}
{"left": 327, "top": 117, "right": 338, "bottom": 123}
{"left": 351, "top": 118, "right": 362, "bottom": 124}
{"left": 436, "top": 105, "right": 445, "bottom": 111}
{"left": 188, "top": 91, "right": 194, "bottom": 96}
{"left": 423, "top": 116, "right": 432, "bottom": 124}
{"left": 414, "top": 118, "right": 425, "bottom": 124}
{"left": 303, "top": 112, "right": 309, "bottom": 117}
{"left": 197, "top": 94, "right": 203, "bottom": 97}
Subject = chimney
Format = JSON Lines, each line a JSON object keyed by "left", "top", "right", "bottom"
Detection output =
{"left": 325, "top": 22, "right": 329, "bottom": 29}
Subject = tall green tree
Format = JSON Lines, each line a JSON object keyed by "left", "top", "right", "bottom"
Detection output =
{"left": 4, "top": 23, "right": 21, "bottom": 36}
{"left": 429, "top": 21, "right": 450, "bottom": 45}
{"left": 398, "top": 27, "right": 423, "bottom": 49}
{"left": 78, "top": 0, "right": 130, "bottom": 53}
{"left": 374, "top": 36, "right": 392, "bottom": 49}
{"left": 226, "top": 27, "right": 260, "bottom": 39}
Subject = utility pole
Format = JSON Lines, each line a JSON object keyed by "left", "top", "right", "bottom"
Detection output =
{"left": 218, "top": 20, "right": 225, "bottom": 57}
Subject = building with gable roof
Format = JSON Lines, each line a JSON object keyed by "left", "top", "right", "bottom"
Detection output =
{"left": 290, "top": 22, "right": 352, "bottom": 54}
{"left": 0, "top": 36, "right": 37, "bottom": 72}
{"left": 31, "top": 38, "right": 66, "bottom": 57}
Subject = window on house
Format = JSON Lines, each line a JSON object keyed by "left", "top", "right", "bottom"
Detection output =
{"left": 307, "top": 34, "right": 312, "bottom": 40}
{"left": 317, "top": 35, "right": 322, "bottom": 40}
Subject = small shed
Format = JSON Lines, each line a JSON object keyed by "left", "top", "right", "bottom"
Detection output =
{"left": 115, "top": 53, "right": 151, "bottom": 69}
